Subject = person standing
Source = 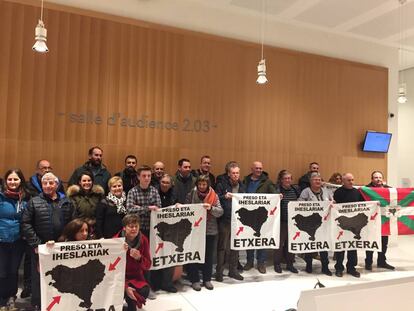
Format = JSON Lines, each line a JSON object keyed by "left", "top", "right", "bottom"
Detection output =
{"left": 215, "top": 163, "right": 245, "bottom": 281}
{"left": 243, "top": 161, "right": 276, "bottom": 274}
{"left": 333, "top": 173, "right": 362, "bottom": 278}
{"left": 21, "top": 172, "right": 73, "bottom": 309}
{"left": 192, "top": 156, "right": 216, "bottom": 188}
{"left": 172, "top": 159, "right": 196, "bottom": 204}
{"left": 27, "top": 159, "right": 65, "bottom": 197}
{"left": 68, "top": 146, "right": 111, "bottom": 193}
{"left": 95, "top": 176, "right": 127, "bottom": 239}
{"left": 115, "top": 155, "right": 138, "bottom": 194}
{"left": 185, "top": 175, "right": 223, "bottom": 291}
{"left": 298, "top": 162, "right": 320, "bottom": 191}
{"left": 364, "top": 171, "right": 394, "bottom": 270}
{"left": 273, "top": 170, "right": 299, "bottom": 274}
{"left": 299, "top": 172, "right": 333, "bottom": 276}
{"left": 151, "top": 161, "right": 165, "bottom": 190}
{"left": 0, "top": 169, "right": 30, "bottom": 311}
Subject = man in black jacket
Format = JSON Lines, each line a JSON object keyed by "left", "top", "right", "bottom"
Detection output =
{"left": 68, "top": 146, "right": 111, "bottom": 193}
{"left": 172, "top": 159, "right": 196, "bottom": 204}
{"left": 333, "top": 173, "right": 362, "bottom": 278}
{"left": 364, "top": 171, "right": 394, "bottom": 271}
{"left": 215, "top": 163, "right": 245, "bottom": 281}
{"left": 21, "top": 173, "right": 73, "bottom": 309}
{"left": 115, "top": 155, "right": 138, "bottom": 194}
{"left": 298, "top": 162, "right": 320, "bottom": 191}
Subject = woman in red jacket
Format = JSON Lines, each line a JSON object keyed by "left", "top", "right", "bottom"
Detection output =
{"left": 115, "top": 214, "right": 151, "bottom": 310}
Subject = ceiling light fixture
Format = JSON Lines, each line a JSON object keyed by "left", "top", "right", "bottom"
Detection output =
{"left": 397, "top": 0, "right": 406, "bottom": 103}
{"left": 32, "top": 0, "right": 48, "bottom": 53}
{"left": 256, "top": 0, "right": 268, "bottom": 85}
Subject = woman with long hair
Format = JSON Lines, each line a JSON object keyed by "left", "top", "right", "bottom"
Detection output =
{"left": 0, "top": 168, "right": 30, "bottom": 311}
{"left": 67, "top": 171, "right": 104, "bottom": 238}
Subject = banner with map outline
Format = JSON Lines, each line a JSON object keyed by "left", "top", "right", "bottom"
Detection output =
{"left": 230, "top": 193, "right": 281, "bottom": 250}
{"left": 39, "top": 238, "right": 126, "bottom": 311}
{"left": 288, "top": 201, "right": 332, "bottom": 254}
{"left": 150, "top": 203, "right": 206, "bottom": 270}
{"left": 332, "top": 201, "right": 382, "bottom": 251}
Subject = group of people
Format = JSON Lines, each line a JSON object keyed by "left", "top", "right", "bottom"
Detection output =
{"left": 0, "top": 146, "right": 395, "bottom": 311}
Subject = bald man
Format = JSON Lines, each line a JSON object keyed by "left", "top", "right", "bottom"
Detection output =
{"left": 333, "top": 173, "right": 364, "bottom": 278}
{"left": 151, "top": 161, "right": 165, "bottom": 189}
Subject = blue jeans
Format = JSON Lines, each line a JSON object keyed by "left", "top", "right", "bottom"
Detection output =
{"left": 246, "top": 249, "right": 267, "bottom": 265}
{"left": 0, "top": 240, "right": 25, "bottom": 306}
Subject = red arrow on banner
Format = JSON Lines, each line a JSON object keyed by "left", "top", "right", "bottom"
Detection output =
{"left": 46, "top": 296, "right": 61, "bottom": 311}
{"left": 370, "top": 212, "right": 378, "bottom": 220}
{"left": 109, "top": 256, "right": 121, "bottom": 271}
{"left": 293, "top": 231, "right": 300, "bottom": 240}
{"left": 337, "top": 231, "right": 344, "bottom": 240}
{"left": 194, "top": 217, "right": 203, "bottom": 227}
{"left": 155, "top": 242, "right": 164, "bottom": 254}
{"left": 269, "top": 207, "right": 277, "bottom": 215}
{"left": 236, "top": 227, "right": 244, "bottom": 236}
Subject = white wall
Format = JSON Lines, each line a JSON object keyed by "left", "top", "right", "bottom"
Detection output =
{"left": 397, "top": 67, "right": 414, "bottom": 187}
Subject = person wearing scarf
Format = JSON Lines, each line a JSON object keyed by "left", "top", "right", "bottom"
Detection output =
{"left": 95, "top": 176, "right": 127, "bottom": 238}
{"left": 114, "top": 214, "right": 151, "bottom": 310}
{"left": 0, "top": 168, "right": 29, "bottom": 311}
{"left": 185, "top": 175, "right": 223, "bottom": 291}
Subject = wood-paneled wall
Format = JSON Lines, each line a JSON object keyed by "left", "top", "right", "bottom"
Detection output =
{"left": 0, "top": 0, "right": 388, "bottom": 185}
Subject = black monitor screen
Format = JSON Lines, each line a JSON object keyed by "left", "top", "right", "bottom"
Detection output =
{"left": 362, "top": 131, "right": 392, "bottom": 153}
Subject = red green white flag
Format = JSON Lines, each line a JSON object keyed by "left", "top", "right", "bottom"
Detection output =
{"left": 359, "top": 187, "right": 414, "bottom": 235}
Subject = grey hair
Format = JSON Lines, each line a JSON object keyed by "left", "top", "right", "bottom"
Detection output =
{"left": 41, "top": 172, "right": 59, "bottom": 183}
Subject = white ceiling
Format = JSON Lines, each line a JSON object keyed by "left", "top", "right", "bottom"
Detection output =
{"left": 46, "top": 0, "right": 414, "bottom": 70}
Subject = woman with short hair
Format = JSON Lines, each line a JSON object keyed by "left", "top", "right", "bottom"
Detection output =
{"left": 95, "top": 176, "right": 127, "bottom": 239}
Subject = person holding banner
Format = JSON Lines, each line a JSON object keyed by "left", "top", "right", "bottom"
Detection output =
{"left": 58, "top": 218, "right": 90, "bottom": 242}
{"left": 95, "top": 176, "right": 127, "bottom": 239}
{"left": 115, "top": 214, "right": 151, "bottom": 310}
{"left": 364, "top": 171, "right": 394, "bottom": 271}
{"left": 0, "top": 169, "right": 30, "bottom": 311}
{"left": 185, "top": 175, "right": 223, "bottom": 291}
{"left": 151, "top": 174, "right": 178, "bottom": 293}
{"left": 273, "top": 170, "right": 299, "bottom": 274}
{"left": 243, "top": 161, "right": 276, "bottom": 274}
{"left": 333, "top": 173, "right": 363, "bottom": 278}
{"left": 21, "top": 172, "right": 74, "bottom": 310}
{"left": 215, "top": 163, "right": 245, "bottom": 281}
{"left": 299, "top": 172, "right": 333, "bottom": 276}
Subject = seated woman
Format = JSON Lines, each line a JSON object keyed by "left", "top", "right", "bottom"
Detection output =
{"left": 67, "top": 171, "right": 104, "bottom": 238}
{"left": 114, "top": 214, "right": 151, "bottom": 310}
{"left": 59, "top": 219, "right": 90, "bottom": 242}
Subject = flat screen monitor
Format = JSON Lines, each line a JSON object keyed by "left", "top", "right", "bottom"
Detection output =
{"left": 362, "top": 131, "right": 392, "bottom": 153}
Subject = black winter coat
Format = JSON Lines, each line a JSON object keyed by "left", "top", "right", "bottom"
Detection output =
{"left": 21, "top": 193, "right": 73, "bottom": 248}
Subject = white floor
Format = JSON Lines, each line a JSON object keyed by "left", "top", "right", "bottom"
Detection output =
{"left": 144, "top": 235, "right": 414, "bottom": 311}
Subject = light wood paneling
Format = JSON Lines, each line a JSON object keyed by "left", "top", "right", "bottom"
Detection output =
{"left": 0, "top": 0, "right": 388, "bottom": 185}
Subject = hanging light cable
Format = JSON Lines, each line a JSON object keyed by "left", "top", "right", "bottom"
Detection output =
{"left": 32, "top": 0, "right": 49, "bottom": 53}
{"left": 256, "top": 0, "right": 268, "bottom": 84}
{"left": 397, "top": 0, "right": 407, "bottom": 103}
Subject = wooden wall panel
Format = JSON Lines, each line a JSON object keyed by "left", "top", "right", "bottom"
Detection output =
{"left": 0, "top": 0, "right": 388, "bottom": 185}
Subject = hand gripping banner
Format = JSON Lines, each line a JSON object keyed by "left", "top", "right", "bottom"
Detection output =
{"left": 231, "top": 193, "right": 281, "bottom": 250}
{"left": 150, "top": 204, "right": 206, "bottom": 269}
